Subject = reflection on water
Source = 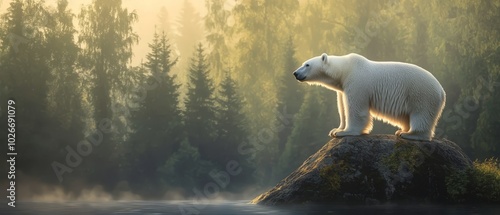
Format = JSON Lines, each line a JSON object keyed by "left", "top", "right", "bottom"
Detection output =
{"left": 1, "top": 201, "right": 500, "bottom": 215}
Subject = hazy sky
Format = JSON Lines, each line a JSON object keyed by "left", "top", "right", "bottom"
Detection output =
{"left": 0, "top": 0, "right": 207, "bottom": 65}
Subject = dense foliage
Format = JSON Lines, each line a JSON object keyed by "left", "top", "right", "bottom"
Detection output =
{"left": 447, "top": 159, "right": 500, "bottom": 203}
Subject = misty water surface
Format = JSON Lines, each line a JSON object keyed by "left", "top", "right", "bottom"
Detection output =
{"left": 1, "top": 201, "right": 500, "bottom": 215}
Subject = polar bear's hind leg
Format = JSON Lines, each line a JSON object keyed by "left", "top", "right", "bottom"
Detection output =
{"left": 399, "top": 112, "right": 433, "bottom": 141}
{"left": 395, "top": 115, "right": 410, "bottom": 136}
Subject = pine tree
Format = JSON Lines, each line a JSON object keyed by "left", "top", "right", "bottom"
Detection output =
{"left": 159, "top": 44, "right": 218, "bottom": 191}
{"left": 215, "top": 72, "right": 248, "bottom": 159}
{"left": 125, "top": 30, "right": 180, "bottom": 196}
{"left": 142, "top": 31, "right": 181, "bottom": 141}
{"left": 213, "top": 72, "right": 255, "bottom": 187}
{"left": 184, "top": 44, "right": 217, "bottom": 159}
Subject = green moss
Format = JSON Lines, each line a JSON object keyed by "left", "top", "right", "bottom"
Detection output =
{"left": 319, "top": 160, "right": 348, "bottom": 192}
{"left": 446, "top": 158, "right": 500, "bottom": 203}
{"left": 382, "top": 141, "right": 423, "bottom": 173}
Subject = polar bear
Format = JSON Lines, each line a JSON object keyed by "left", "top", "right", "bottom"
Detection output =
{"left": 293, "top": 53, "right": 445, "bottom": 141}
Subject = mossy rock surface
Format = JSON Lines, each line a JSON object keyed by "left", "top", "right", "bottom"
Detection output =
{"left": 251, "top": 135, "right": 472, "bottom": 205}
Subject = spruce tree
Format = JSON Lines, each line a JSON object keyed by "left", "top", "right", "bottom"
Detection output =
{"left": 215, "top": 72, "right": 248, "bottom": 159}
{"left": 184, "top": 44, "right": 217, "bottom": 159}
{"left": 159, "top": 43, "right": 218, "bottom": 191}
{"left": 125, "top": 30, "right": 180, "bottom": 196}
{"left": 214, "top": 72, "right": 255, "bottom": 187}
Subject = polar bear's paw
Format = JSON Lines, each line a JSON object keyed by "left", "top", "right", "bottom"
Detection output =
{"left": 330, "top": 129, "right": 361, "bottom": 138}
{"left": 399, "top": 132, "right": 431, "bottom": 141}
{"left": 328, "top": 128, "right": 343, "bottom": 137}
{"left": 395, "top": 130, "right": 404, "bottom": 136}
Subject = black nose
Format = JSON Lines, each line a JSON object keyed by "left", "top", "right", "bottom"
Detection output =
{"left": 293, "top": 72, "right": 298, "bottom": 78}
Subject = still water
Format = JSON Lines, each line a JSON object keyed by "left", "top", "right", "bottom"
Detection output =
{"left": 1, "top": 201, "right": 500, "bottom": 215}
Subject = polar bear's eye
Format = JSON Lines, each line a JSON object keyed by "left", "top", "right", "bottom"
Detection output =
{"left": 305, "top": 64, "right": 310, "bottom": 67}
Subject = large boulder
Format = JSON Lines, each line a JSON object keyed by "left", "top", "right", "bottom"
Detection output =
{"left": 252, "top": 135, "right": 472, "bottom": 205}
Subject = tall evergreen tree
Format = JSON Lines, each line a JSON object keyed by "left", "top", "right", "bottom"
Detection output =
{"left": 157, "top": 44, "right": 218, "bottom": 192}
{"left": 78, "top": 0, "right": 138, "bottom": 188}
{"left": 0, "top": 0, "right": 54, "bottom": 180}
{"left": 184, "top": 44, "right": 217, "bottom": 159}
{"left": 173, "top": 0, "right": 204, "bottom": 93}
{"left": 125, "top": 30, "right": 180, "bottom": 196}
{"left": 214, "top": 72, "right": 255, "bottom": 187}
{"left": 215, "top": 72, "right": 248, "bottom": 161}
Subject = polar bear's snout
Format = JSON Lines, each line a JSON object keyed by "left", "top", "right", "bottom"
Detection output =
{"left": 293, "top": 66, "right": 307, "bottom": 81}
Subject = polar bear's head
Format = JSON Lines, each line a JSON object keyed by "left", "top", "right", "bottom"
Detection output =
{"left": 293, "top": 53, "right": 329, "bottom": 82}
{"left": 293, "top": 53, "right": 345, "bottom": 91}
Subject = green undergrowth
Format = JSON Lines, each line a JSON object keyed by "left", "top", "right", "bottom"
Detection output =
{"left": 446, "top": 158, "right": 500, "bottom": 203}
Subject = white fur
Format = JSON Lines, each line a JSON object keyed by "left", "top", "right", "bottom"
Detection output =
{"left": 293, "top": 53, "right": 446, "bottom": 141}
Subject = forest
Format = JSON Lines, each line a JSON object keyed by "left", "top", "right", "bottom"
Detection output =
{"left": 0, "top": 0, "right": 498, "bottom": 200}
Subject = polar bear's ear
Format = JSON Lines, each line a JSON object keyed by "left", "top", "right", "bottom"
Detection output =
{"left": 321, "top": 53, "right": 328, "bottom": 64}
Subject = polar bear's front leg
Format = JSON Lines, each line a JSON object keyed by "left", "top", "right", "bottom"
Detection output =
{"left": 328, "top": 92, "right": 346, "bottom": 137}
{"left": 331, "top": 94, "right": 370, "bottom": 137}
{"left": 337, "top": 92, "right": 346, "bottom": 130}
